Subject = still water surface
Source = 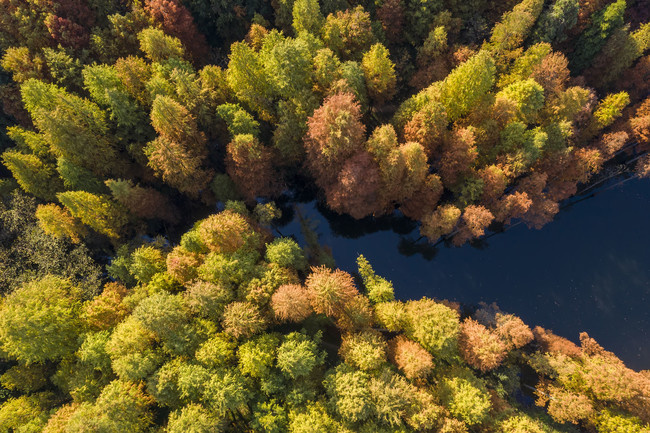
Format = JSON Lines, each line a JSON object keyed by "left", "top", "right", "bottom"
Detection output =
{"left": 279, "top": 177, "right": 650, "bottom": 371}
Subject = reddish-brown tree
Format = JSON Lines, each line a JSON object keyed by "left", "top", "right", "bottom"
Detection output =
{"left": 83, "top": 282, "right": 130, "bottom": 331}
{"left": 144, "top": 0, "right": 209, "bottom": 63}
{"left": 458, "top": 318, "right": 508, "bottom": 372}
{"left": 376, "top": 0, "right": 405, "bottom": 43}
{"left": 388, "top": 335, "right": 434, "bottom": 381}
{"left": 304, "top": 92, "right": 366, "bottom": 191}
{"left": 453, "top": 205, "right": 495, "bottom": 246}
{"left": 105, "top": 179, "right": 179, "bottom": 223}
{"left": 531, "top": 52, "right": 570, "bottom": 97}
{"left": 399, "top": 174, "right": 444, "bottom": 220}
{"left": 631, "top": 98, "right": 650, "bottom": 147}
{"left": 226, "top": 134, "right": 280, "bottom": 202}
{"left": 478, "top": 165, "right": 508, "bottom": 207}
{"left": 326, "top": 151, "right": 383, "bottom": 219}
{"left": 494, "top": 191, "right": 533, "bottom": 224}
{"left": 495, "top": 313, "right": 534, "bottom": 349}
{"left": 419, "top": 204, "right": 461, "bottom": 242}
{"left": 436, "top": 127, "right": 478, "bottom": 187}
{"left": 533, "top": 326, "right": 581, "bottom": 357}
{"left": 270, "top": 284, "right": 313, "bottom": 323}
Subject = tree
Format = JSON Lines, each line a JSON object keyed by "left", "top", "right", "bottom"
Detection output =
{"left": 35, "top": 203, "right": 86, "bottom": 243}
{"left": 322, "top": 6, "right": 376, "bottom": 60}
{"left": 203, "top": 369, "right": 253, "bottom": 417}
{"left": 225, "top": 134, "right": 280, "bottom": 201}
{"left": 167, "top": 404, "right": 225, "bottom": 433}
{"left": 458, "top": 318, "right": 508, "bottom": 372}
{"left": 403, "top": 102, "right": 448, "bottom": 157}
{"left": 277, "top": 331, "right": 325, "bottom": 379}
{"left": 376, "top": 0, "right": 405, "bottom": 43}
{"left": 266, "top": 238, "right": 307, "bottom": 271}
{"left": 420, "top": 204, "right": 461, "bottom": 242}
{"left": 305, "top": 266, "right": 358, "bottom": 318}
{"left": 20, "top": 79, "right": 119, "bottom": 176}
{"left": 438, "top": 375, "right": 492, "bottom": 425}
{"left": 0, "top": 47, "right": 45, "bottom": 83}
{"left": 495, "top": 313, "right": 534, "bottom": 349}
{"left": 436, "top": 127, "right": 478, "bottom": 187}
{"left": 439, "top": 51, "right": 496, "bottom": 121}
{"left": 529, "top": 0, "right": 579, "bottom": 44}
{"left": 339, "top": 331, "right": 387, "bottom": 371}
{"left": 106, "top": 179, "right": 179, "bottom": 223}
{"left": 323, "top": 364, "right": 373, "bottom": 423}
{"left": 304, "top": 92, "right": 366, "bottom": 191}
{"left": 495, "top": 79, "right": 545, "bottom": 124}
{"left": 56, "top": 157, "right": 106, "bottom": 194}
{"left": 361, "top": 43, "right": 397, "bottom": 105}
{"left": 260, "top": 34, "right": 314, "bottom": 99}
{"left": 64, "top": 380, "right": 154, "bottom": 432}
{"left": 292, "top": 0, "right": 324, "bottom": 35}
{"left": 146, "top": 95, "right": 212, "bottom": 196}
{"left": 83, "top": 282, "right": 130, "bottom": 331}
{"left": 226, "top": 41, "right": 276, "bottom": 121}
{"left": 570, "top": 0, "right": 627, "bottom": 74}
{"left": 1, "top": 151, "right": 62, "bottom": 200}
{"left": 138, "top": 27, "right": 185, "bottom": 62}
{"left": 222, "top": 301, "right": 267, "bottom": 339}
{"left": 238, "top": 333, "right": 280, "bottom": 378}
{"left": 270, "top": 284, "right": 313, "bottom": 323}
{"left": 144, "top": 0, "right": 209, "bottom": 63}
{"left": 197, "top": 210, "right": 262, "bottom": 254}
{"left": 404, "top": 298, "right": 459, "bottom": 361}
{"left": 453, "top": 205, "right": 495, "bottom": 245}
{"left": 356, "top": 254, "right": 395, "bottom": 303}
{"left": 0, "top": 275, "right": 83, "bottom": 363}
{"left": 488, "top": 0, "right": 545, "bottom": 55}
{"left": 57, "top": 191, "right": 129, "bottom": 239}
{"left": 388, "top": 336, "right": 434, "bottom": 381}
{"left": 325, "top": 150, "right": 382, "bottom": 219}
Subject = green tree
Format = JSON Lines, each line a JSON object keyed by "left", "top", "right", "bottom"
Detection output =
{"left": 488, "top": 0, "right": 545, "bottom": 54}
{"left": 570, "top": 0, "right": 626, "bottom": 74}
{"left": 226, "top": 41, "right": 276, "bottom": 121}
{"left": 238, "top": 333, "right": 280, "bottom": 378}
{"left": 323, "top": 364, "right": 373, "bottom": 423}
{"left": 277, "top": 331, "right": 325, "bottom": 379}
{"left": 356, "top": 254, "right": 394, "bottom": 303}
{"left": 138, "top": 27, "right": 185, "bottom": 62}
{"left": 530, "top": 0, "right": 579, "bottom": 44}
{"left": 56, "top": 157, "right": 106, "bottom": 194}
{"left": 20, "top": 79, "right": 119, "bottom": 176}
{"left": 167, "top": 404, "right": 225, "bottom": 433}
{"left": 57, "top": 191, "right": 129, "bottom": 239}
{"left": 404, "top": 298, "right": 460, "bottom": 361}
{"left": 361, "top": 43, "right": 396, "bottom": 105}
{"left": 0, "top": 275, "right": 83, "bottom": 363}
{"left": 439, "top": 51, "right": 496, "bottom": 121}
{"left": 438, "top": 374, "right": 492, "bottom": 425}
{"left": 1, "top": 151, "right": 62, "bottom": 200}
{"left": 265, "top": 238, "right": 307, "bottom": 271}
{"left": 292, "top": 0, "right": 323, "bottom": 35}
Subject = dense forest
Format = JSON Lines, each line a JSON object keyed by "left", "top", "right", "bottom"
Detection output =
{"left": 0, "top": 0, "right": 649, "bottom": 431}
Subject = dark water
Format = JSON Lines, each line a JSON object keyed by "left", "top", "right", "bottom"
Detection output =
{"left": 279, "top": 177, "right": 650, "bottom": 371}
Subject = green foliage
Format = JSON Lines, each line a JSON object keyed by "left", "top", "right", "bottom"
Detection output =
{"left": 138, "top": 27, "right": 185, "bottom": 62}
{"left": 404, "top": 298, "right": 459, "bottom": 361}
{"left": 530, "top": 0, "right": 579, "bottom": 44}
{"left": 496, "top": 79, "right": 545, "bottom": 123}
{"left": 356, "top": 255, "right": 395, "bottom": 303}
{"left": 265, "top": 238, "right": 308, "bottom": 271}
{"left": 438, "top": 374, "right": 491, "bottom": 425}
{"left": 57, "top": 191, "right": 129, "bottom": 239}
{"left": 570, "top": 0, "right": 627, "bottom": 73}
{"left": 292, "top": 0, "right": 323, "bottom": 35}
{"left": 440, "top": 51, "right": 496, "bottom": 121}
{"left": 277, "top": 331, "right": 325, "bottom": 379}
{"left": 361, "top": 43, "right": 397, "bottom": 105}
{"left": 0, "top": 275, "right": 83, "bottom": 363}
{"left": 216, "top": 103, "right": 260, "bottom": 137}
{"left": 1, "top": 151, "right": 61, "bottom": 200}
{"left": 238, "top": 333, "right": 280, "bottom": 378}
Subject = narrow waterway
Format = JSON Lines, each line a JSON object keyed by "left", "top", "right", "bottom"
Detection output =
{"left": 278, "top": 176, "right": 650, "bottom": 371}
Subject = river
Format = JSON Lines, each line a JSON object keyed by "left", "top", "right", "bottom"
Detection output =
{"left": 277, "top": 175, "right": 650, "bottom": 371}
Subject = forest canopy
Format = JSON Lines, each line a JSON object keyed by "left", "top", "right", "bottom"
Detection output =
{"left": 0, "top": 0, "right": 649, "bottom": 431}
